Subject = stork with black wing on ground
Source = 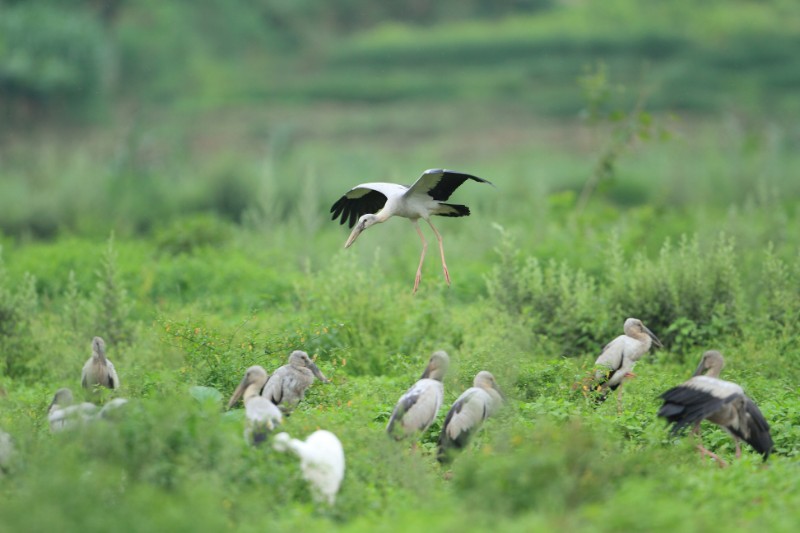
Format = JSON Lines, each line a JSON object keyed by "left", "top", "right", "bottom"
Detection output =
{"left": 330, "top": 169, "right": 493, "bottom": 293}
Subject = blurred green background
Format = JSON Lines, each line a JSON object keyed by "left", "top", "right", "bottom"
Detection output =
{"left": 1, "top": 1, "right": 800, "bottom": 532}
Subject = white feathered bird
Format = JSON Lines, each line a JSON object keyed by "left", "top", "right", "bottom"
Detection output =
{"left": 592, "top": 318, "right": 662, "bottom": 406}
{"left": 437, "top": 371, "right": 504, "bottom": 463}
{"left": 331, "top": 169, "right": 493, "bottom": 293}
{"left": 273, "top": 430, "right": 345, "bottom": 505}
{"left": 386, "top": 350, "right": 449, "bottom": 440}
{"left": 48, "top": 388, "right": 99, "bottom": 431}
{"left": 81, "top": 336, "right": 120, "bottom": 391}
{"left": 227, "top": 365, "right": 282, "bottom": 445}
{"left": 658, "top": 350, "right": 773, "bottom": 466}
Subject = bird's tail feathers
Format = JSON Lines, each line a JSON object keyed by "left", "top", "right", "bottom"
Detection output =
{"left": 435, "top": 203, "right": 470, "bottom": 217}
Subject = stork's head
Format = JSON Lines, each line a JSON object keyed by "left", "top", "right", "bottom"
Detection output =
{"left": 345, "top": 214, "right": 380, "bottom": 248}
{"left": 623, "top": 318, "right": 662, "bottom": 348}
{"left": 92, "top": 336, "right": 106, "bottom": 359}
{"left": 49, "top": 388, "right": 74, "bottom": 412}
{"left": 474, "top": 370, "right": 505, "bottom": 400}
{"left": 693, "top": 350, "right": 725, "bottom": 378}
{"left": 421, "top": 350, "right": 450, "bottom": 381}
{"left": 289, "top": 350, "right": 330, "bottom": 383}
{"left": 227, "top": 365, "right": 269, "bottom": 408}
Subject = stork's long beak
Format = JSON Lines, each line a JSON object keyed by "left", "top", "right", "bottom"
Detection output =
{"left": 420, "top": 361, "right": 434, "bottom": 379}
{"left": 309, "top": 362, "right": 330, "bottom": 383}
{"left": 227, "top": 376, "right": 248, "bottom": 409}
{"left": 344, "top": 223, "right": 364, "bottom": 249}
{"left": 494, "top": 383, "right": 507, "bottom": 401}
{"left": 644, "top": 325, "right": 662, "bottom": 348}
{"left": 691, "top": 359, "right": 707, "bottom": 377}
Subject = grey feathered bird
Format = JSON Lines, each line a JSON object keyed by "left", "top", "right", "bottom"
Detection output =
{"left": 658, "top": 350, "right": 773, "bottom": 466}
{"left": 81, "top": 336, "right": 120, "bottom": 391}
{"left": 386, "top": 351, "right": 450, "bottom": 440}
{"left": 437, "top": 371, "right": 504, "bottom": 464}
{"left": 228, "top": 365, "right": 282, "bottom": 444}
{"left": 262, "top": 351, "right": 329, "bottom": 415}
{"left": 592, "top": 318, "right": 661, "bottom": 406}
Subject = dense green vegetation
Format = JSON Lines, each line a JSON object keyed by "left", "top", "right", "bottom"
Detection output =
{"left": 2, "top": 0, "right": 800, "bottom": 531}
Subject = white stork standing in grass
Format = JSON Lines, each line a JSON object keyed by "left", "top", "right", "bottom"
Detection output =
{"left": 227, "top": 365, "right": 283, "bottom": 445}
{"left": 330, "top": 169, "right": 493, "bottom": 293}
{"left": 437, "top": 371, "right": 504, "bottom": 464}
{"left": 386, "top": 351, "right": 450, "bottom": 441}
{"left": 592, "top": 317, "right": 662, "bottom": 409}
{"left": 81, "top": 336, "right": 120, "bottom": 392}
{"left": 658, "top": 350, "right": 773, "bottom": 467}
{"left": 273, "top": 430, "right": 345, "bottom": 506}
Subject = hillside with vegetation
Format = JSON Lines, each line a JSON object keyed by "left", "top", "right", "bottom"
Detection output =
{"left": 1, "top": 1, "right": 799, "bottom": 531}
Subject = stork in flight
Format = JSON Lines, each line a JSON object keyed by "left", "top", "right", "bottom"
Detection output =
{"left": 658, "top": 350, "right": 773, "bottom": 467}
{"left": 330, "top": 169, "right": 493, "bottom": 293}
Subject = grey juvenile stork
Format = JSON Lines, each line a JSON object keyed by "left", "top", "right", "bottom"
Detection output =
{"left": 262, "top": 351, "right": 330, "bottom": 415}
{"left": 386, "top": 350, "right": 449, "bottom": 440}
{"left": 592, "top": 318, "right": 662, "bottom": 408}
{"left": 81, "top": 336, "right": 120, "bottom": 391}
{"left": 658, "top": 350, "right": 773, "bottom": 466}
{"left": 330, "top": 169, "right": 493, "bottom": 293}
{"left": 48, "top": 388, "right": 99, "bottom": 431}
{"left": 273, "top": 430, "right": 345, "bottom": 506}
{"left": 228, "top": 365, "right": 283, "bottom": 445}
{"left": 437, "top": 371, "right": 504, "bottom": 464}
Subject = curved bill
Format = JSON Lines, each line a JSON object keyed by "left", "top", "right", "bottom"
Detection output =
{"left": 692, "top": 358, "right": 707, "bottom": 377}
{"left": 344, "top": 223, "right": 364, "bottom": 249}
{"left": 644, "top": 325, "right": 662, "bottom": 348}
{"left": 227, "top": 376, "right": 248, "bottom": 409}
{"left": 308, "top": 362, "right": 330, "bottom": 383}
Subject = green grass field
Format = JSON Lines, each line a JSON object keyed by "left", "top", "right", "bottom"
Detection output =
{"left": 2, "top": 1, "right": 800, "bottom": 531}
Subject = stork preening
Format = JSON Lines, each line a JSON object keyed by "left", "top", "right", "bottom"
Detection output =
{"left": 658, "top": 350, "right": 773, "bottom": 466}
{"left": 273, "top": 430, "right": 345, "bottom": 506}
{"left": 81, "top": 336, "right": 120, "bottom": 392}
{"left": 437, "top": 371, "right": 504, "bottom": 464}
{"left": 261, "top": 351, "right": 330, "bottom": 415}
{"left": 330, "top": 168, "right": 493, "bottom": 293}
{"left": 386, "top": 350, "right": 449, "bottom": 440}
{"left": 47, "top": 388, "right": 99, "bottom": 431}
{"left": 227, "top": 365, "right": 283, "bottom": 445}
{"left": 47, "top": 388, "right": 128, "bottom": 431}
{"left": 592, "top": 318, "right": 662, "bottom": 408}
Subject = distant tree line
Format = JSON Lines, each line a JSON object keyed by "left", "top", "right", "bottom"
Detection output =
{"left": 0, "top": 0, "right": 553, "bottom": 124}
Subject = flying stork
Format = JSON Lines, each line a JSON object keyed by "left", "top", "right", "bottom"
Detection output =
{"left": 330, "top": 169, "right": 493, "bottom": 293}
{"left": 658, "top": 350, "right": 773, "bottom": 466}
{"left": 591, "top": 318, "right": 662, "bottom": 409}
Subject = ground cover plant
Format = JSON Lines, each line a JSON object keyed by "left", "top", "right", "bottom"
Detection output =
{"left": 1, "top": 1, "right": 799, "bottom": 531}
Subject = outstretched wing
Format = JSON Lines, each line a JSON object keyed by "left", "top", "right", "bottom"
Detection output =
{"left": 330, "top": 183, "right": 405, "bottom": 228}
{"left": 406, "top": 169, "right": 493, "bottom": 201}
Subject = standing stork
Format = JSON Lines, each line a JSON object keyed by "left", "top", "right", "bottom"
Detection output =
{"left": 330, "top": 169, "right": 493, "bottom": 293}
{"left": 592, "top": 318, "right": 662, "bottom": 408}
{"left": 658, "top": 350, "right": 773, "bottom": 466}
{"left": 262, "top": 351, "right": 330, "bottom": 415}
{"left": 273, "top": 430, "right": 345, "bottom": 506}
{"left": 386, "top": 351, "right": 449, "bottom": 440}
{"left": 81, "top": 336, "right": 120, "bottom": 392}
{"left": 228, "top": 365, "right": 283, "bottom": 445}
{"left": 437, "top": 371, "right": 504, "bottom": 464}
